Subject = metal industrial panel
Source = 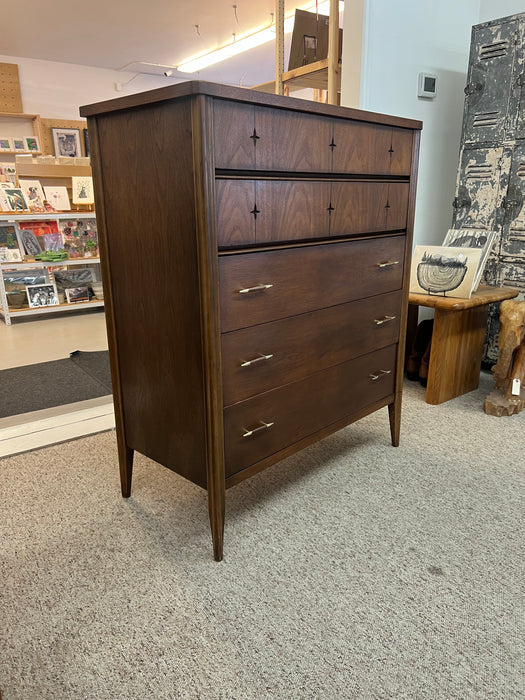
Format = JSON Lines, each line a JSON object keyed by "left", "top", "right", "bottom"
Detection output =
{"left": 462, "top": 18, "right": 520, "bottom": 144}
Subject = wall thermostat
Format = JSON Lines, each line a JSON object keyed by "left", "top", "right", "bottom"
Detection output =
{"left": 418, "top": 72, "right": 437, "bottom": 99}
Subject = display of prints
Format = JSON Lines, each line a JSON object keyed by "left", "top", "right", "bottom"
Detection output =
{"left": 53, "top": 269, "right": 93, "bottom": 291}
{"left": 0, "top": 137, "right": 13, "bottom": 152}
{"left": 65, "top": 286, "right": 89, "bottom": 303}
{"left": 442, "top": 228, "right": 497, "bottom": 292}
{"left": 58, "top": 218, "right": 98, "bottom": 258}
{"left": 2, "top": 188, "right": 28, "bottom": 212}
{"left": 0, "top": 163, "right": 17, "bottom": 185}
{"left": 71, "top": 176, "right": 94, "bottom": 205}
{"left": 410, "top": 245, "right": 483, "bottom": 299}
{"left": 18, "top": 229, "right": 43, "bottom": 257}
{"left": 51, "top": 128, "right": 81, "bottom": 158}
{"left": 19, "top": 180, "right": 47, "bottom": 213}
{"left": 26, "top": 283, "right": 59, "bottom": 308}
{"left": 43, "top": 186, "right": 71, "bottom": 211}
{"left": 24, "top": 136, "right": 40, "bottom": 153}
{"left": 12, "top": 138, "right": 26, "bottom": 152}
{"left": 0, "top": 223, "right": 23, "bottom": 262}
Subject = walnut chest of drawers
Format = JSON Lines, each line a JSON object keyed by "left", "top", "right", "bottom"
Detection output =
{"left": 81, "top": 81, "right": 421, "bottom": 561}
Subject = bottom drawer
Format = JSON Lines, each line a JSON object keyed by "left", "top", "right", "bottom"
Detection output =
{"left": 223, "top": 344, "right": 397, "bottom": 478}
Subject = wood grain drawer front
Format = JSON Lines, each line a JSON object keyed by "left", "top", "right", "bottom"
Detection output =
{"left": 254, "top": 107, "right": 332, "bottom": 172}
{"left": 213, "top": 100, "right": 255, "bottom": 170}
{"left": 219, "top": 237, "right": 405, "bottom": 332}
{"left": 216, "top": 180, "right": 256, "bottom": 247}
{"left": 216, "top": 180, "right": 331, "bottom": 248}
{"left": 330, "top": 182, "right": 410, "bottom": 236}
{"left": 332, "top": 121, "right": 413, "bottom": 176}
{"left": 221, "top": 290, "right": 402, "bottom": 406}
{"left": 223, "top": 344, "right": 397, "bottom": 477}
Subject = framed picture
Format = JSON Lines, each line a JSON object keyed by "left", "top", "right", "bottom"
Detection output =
{"left": 24, "top": 136, "right": 40, "bottom": 153}
{"left": 65, "top": 286, "right": 89, "bottom": 303}
{"left": 51, "top": 128, "right": 81, "bottom": 158}
{"left": 0, "top": 137, "right": 13, "bottom": 152}
{"left": 83, "top": 128, "right": 90, "bottom": 157}
{"left": 26, "top": 283, "right": 59, "bottom": 308}
{"left": 12, "top": 138, "right": 26, "bottom": 152}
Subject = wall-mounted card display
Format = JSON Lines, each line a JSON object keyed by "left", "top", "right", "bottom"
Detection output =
{"left": 43, "top": 186, "right": 71, "bottom": 211}
{"left": 26, "top": 283, "right": 59, "bottom": 308}
{"left": 19, "top": 180, "right": 47, "bottom": 213}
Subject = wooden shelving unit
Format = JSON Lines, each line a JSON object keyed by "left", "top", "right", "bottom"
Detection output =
{"left": 0, "top": 112, "right": 43, "bottom": 155}
{"left": 0, "top": 211, "right": 101, "bottom": 325}
{"left": 252, "top": 0, "right": 342, "bottom": 104}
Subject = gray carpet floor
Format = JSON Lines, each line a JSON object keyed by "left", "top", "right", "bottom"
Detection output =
{"left": 0, "top": 372, "right": 523, "bottom": 699}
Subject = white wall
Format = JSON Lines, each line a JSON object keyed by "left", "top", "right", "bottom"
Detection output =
{"left": 341, "top": 0, "right": 481, "bottom": 249}
{"left": 0, "top": 54, "right": 186, "bottom": 120}
{"left": 479, "top": 1, "right": 524, "bottom": 22}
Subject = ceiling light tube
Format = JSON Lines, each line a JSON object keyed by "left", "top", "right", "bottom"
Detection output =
{"left": 177, "top": 0, "right": 339, "bottom": 73}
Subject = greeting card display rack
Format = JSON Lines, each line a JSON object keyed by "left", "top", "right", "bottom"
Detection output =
{"left": 0, "top": 211, "right": 103, "bottom": 325}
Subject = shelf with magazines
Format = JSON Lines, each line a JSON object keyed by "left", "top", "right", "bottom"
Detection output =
{"left": 0, "top": 211, "right": 103, "bottom": 325}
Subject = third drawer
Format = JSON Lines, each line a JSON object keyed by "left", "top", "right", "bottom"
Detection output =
{"left": 219, "top": 236, "right": 405, "bottom": 332}
{"left": 222, "top": 290, "right": 402, "bottom": 406}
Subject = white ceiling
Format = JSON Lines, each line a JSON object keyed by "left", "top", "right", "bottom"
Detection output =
{"left": 1, "top": 0, "right": 325, "bottom": 87}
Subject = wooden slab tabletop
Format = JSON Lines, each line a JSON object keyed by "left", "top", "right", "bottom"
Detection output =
{"left": 409, "top": 285, "right": 519, "bottom": 311}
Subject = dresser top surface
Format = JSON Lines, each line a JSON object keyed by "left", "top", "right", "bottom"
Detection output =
{"left": 80, "top": 79, "right": 422, "bottom": 131}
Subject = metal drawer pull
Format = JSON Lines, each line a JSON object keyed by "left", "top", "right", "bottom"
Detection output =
{"left": 369, "top": 369, "right": 392, "bottom": 381}
{"left": 242, "top": 421, "right": 275, "bottom": 438}
{"left": 374, "top": 315, "right": 397, "bottom": 325}
{"left": 238, "top": 283, "right": 273, "bottom": 294}
{"left": 376, "top": 260, "right": 400, "bottom": 268}
{"left": 240, "top": 353, "right": 274, "bottom": 367}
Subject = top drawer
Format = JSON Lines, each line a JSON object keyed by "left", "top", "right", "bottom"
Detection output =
{"left": 219, "top": 236, "right": 405, "bottom": 332}
{"left": 213, "top": 100, "right": 414, "bottom": 176}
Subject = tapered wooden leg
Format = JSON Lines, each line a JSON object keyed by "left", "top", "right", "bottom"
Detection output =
{"left": 118, "top": 442, "right": 134, "bottom": 498}
{"left": 388, "top": 400, "right": 401, "bottom": 447}
{"left": 208, "top": 487, "right": 225, "bottom": 561}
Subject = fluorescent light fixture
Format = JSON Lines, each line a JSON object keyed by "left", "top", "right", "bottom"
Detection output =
{"left": 177, "top": 0, "right": 340, "bottom": 73}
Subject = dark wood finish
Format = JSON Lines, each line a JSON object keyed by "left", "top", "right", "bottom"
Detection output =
{"left": 222, "top": 291, "right": 402, "bottom": 405}
{"left": 255, "top": 106, "right": 332, "bottom": 172}
{"left": 409, "top": 285, "right": 519, "bottom": 405}
{"left": 330, "top": 182, "right": 389, "bottom": 235}
{"left": 191, "top": 95, "right": 226, "bottom": 562}
{"left": 213, "top": 100, "right": 255, "bottom": 170}
{"left": 255, "top": 180, "right": 331, "bottom": 243}
{"left": 91, "top": 98, "right": 208, "bottom": 488}
{"left": 82, "top": 81, "right": 421, "bottom": 559}
{"left": 215, "top": 179, "right": 256, "bottom": 247}
{"left": 80, "top": 80, "right": 422, "bottom": 131}
{"left": 224, "top": 345, "right": 397, "bottom": 477}
{"left": 219, "top": 236, "right": 405, "bottom": 332}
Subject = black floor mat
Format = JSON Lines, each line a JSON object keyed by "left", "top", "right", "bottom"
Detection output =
{"left": 0, "top": 350, "right": 112, "bottom": 419}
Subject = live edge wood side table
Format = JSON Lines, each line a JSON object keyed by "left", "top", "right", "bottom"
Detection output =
{"left": 81, "top": 80, "right": 421, "bottom": 560}
{"left": 408, "top": 286, "right": 519, "bottom": 405}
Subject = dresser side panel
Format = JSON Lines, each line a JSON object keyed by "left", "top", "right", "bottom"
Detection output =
{"left": 92, "top": 99, "right": 207, "bottom": 487}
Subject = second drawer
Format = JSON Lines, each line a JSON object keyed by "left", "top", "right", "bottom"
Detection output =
{"left": 221, "top": 290, "right": 402, "bottom": 406}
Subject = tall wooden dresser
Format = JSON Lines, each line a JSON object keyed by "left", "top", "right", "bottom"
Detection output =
{"left": 80, "top": 82, "right": 421, "bottom": 560}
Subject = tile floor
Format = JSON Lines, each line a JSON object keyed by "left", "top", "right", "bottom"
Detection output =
{"left": 0, "top": 308, "right": 114, "bottom": 456}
